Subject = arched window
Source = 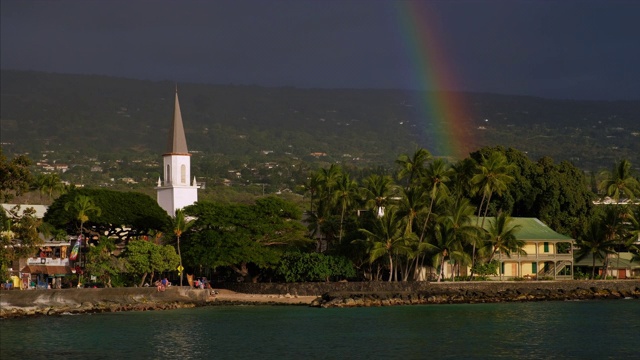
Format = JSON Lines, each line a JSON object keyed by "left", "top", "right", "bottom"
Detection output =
{"left": 181, "top": 165, "right": 186, "bottom": 184}
{"left": 166, "top": 165, "right": 171, "bottom": 184}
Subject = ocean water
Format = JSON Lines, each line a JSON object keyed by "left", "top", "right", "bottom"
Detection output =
{"left": 1, "top": 300, "right": 638, "bottom": 359}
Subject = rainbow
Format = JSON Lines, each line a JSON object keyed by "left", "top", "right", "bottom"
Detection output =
{"left": 395, "top": 1, "right": 475, "bottom": 159}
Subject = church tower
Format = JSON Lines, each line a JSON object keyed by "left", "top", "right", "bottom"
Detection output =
{"left": 156, "top": 89, "right": 198, "bottom": 216}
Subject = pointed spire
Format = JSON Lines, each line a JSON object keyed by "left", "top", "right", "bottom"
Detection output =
{"left": 193, "top": 176, "right": 197, "bottom": 187}
{"left": 166, "top": 86, "right": 189, "bottom": 155}
{"left": 157, "top": 177, "right": 162, "bottom": 187}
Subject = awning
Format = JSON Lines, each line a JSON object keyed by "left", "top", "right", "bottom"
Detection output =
{"left": 21, "top": 265, "right": 73, "bottom": 275}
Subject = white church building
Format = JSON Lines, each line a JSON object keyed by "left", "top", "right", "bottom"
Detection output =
{"left": 156, "top": 89, "right": 199, "bottom": 216}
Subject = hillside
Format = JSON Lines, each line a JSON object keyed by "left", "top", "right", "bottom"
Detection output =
{"left": 1, "top": 70, "right": 638, "bottom": 184}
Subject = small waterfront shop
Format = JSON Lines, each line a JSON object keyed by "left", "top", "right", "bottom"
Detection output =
{"left": 20, "top": 264, "right": 73, "bottom": 289}
{"left": 19, "top": 240, "right": 74, "bottom": 289}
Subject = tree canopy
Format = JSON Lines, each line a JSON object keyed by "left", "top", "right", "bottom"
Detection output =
{"left": 44, "top": 188, "right": 171, "bottom": 242}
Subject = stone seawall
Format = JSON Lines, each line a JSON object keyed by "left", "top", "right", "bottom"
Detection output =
{"left": 0, "top": 287, "right": 209, "bottom": 318}
{"left": 2, "top": 281, "right": 638, "bottom": 317}
{"left": 220, "top": 280, "right": 640, "bottom": 308}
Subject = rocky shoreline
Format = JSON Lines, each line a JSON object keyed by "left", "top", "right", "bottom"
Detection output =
{"left": 0, "top": 287, "right": 209, "bottom": 318}
{"left": 1, "top": 280, "right": 638, "bottom": 318}
{"left": 311, "top": 281, "right": 640, "bottom": 308}
{"left": 222, "top": 280, "right": 640, "bottom": 308}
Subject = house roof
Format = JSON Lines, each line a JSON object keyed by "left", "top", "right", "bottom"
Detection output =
{"left": 21, "top": 265, "right": 73, "bottom": 275}
{"left": 478, "top": 217, "right": 573, "bottom": 242}
{"left": 1, "top": 204, "right": 49, "bottom": 219}
{"left": 574, "top": 252, "right": 640, "bottom": 269}
{"left": 165, "top": 88, "right": 189, "bottom": 155}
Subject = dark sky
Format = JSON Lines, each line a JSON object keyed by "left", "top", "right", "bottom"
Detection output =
{"left": 1, "top": 0, "right": 639, "bottom": 100}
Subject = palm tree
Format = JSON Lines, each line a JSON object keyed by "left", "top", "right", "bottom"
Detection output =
{"left": 450, "top": 158, "right": 476, "bottom": 197}
{"left": 598, "top": 159, "right": 640, "bottom": 202}
{"left": 598, "top": 205, "right": 629, "bottom": 279}
{"left": 486, "top": 212, "right": 524, "bottom": 280}
{"left": 418, "top": 159, "right": 454, "bottom": 243}
{"left": 305, "top": 172, "right": 323, "bottom": 214}
{"left": 624, "top": 206, "right": 640, "bottom": 252}
{"left": 172, "top": 208, "right": 194, "bottom": 287}
{"left": 317, "top": 164, "right": 342, "bottom": 202}
{"left": 431, "top": 221, "right": 467, "bottom": 282}
{"left": 396, "top": 148, "right": 432, "bottom": 189}
{"left": 575, "top": 217, "right": 619, "bottom": 279}
{"left": 396, "top": 186, "right": 427, "bottom": 238}
{"left": 43, "top": 173, "right": 64, "bottom": 200}
{"left": 470, "top": 151, "right": 515, "bottom": 268}
{"left": 361, "top": 174, "right": 396, "bottom": 218}
{"left": 472, "top": 152, "right": 515, "bottom": 225}
{"left": 64, "top": 194, "right": 101, "bottom": 238}
{"left": 332, "top": 173, "right": 359, "bottom": 243}
{"left": 442, "top": 197, "right": 483, "bottom": 280}
{"left": 307, "top": 200, "right": 333, "bottom": 252}
{"left": 64, "top": 194, "right": 101, "bottom": 273}
{"left": 33, "top": 173, "right": 64, "bottom": 202}
{"left": 32, "top": 175, "right": 48, "bottom": 202}
{"left": 359, "top": 209, "right": 413, "bottom": 282}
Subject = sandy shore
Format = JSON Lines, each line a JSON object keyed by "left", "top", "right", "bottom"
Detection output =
{"left": 210, "top": 288, "right": 318, "bottom": 305}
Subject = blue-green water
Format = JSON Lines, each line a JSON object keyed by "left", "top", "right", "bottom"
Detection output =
{"left": 1, "top": 300, "right": 638, "bottom": 359}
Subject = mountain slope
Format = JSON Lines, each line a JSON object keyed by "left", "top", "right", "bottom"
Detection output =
{"left": 1, "top": 70, "right": 638, "bottom": 172}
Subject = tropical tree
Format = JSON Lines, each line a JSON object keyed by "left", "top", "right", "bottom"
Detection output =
{"left": 575, "top": 216, "right": 619, "bottom": 279}
{"left": 172, "top": 208, "right": 194, "bottom": 286}
{"left": 332, "top": 173, "right": 359, "bottom": 242}
{"left": 472, "top": 151, "right": 516, "bottom": 225}
{"left": 598, "top": 159, "right": 640, "bottom": 202}
{"left": 0, "top": 206, "right": 44, "bottom": 279}
{"left": 45, "top": 189, "right": 170, "bottom": 244}
{"left": 431, "top": 220, "right": 466, "bottom": 282}
{"left": 63, "top": 194, "right": 101, "bottom": 237}
{"left": 441, "top": 197, "right": 483, "bottom": 280}
{"left": 358, "top": 209, "right": 413, "bottom": 282}
{"left": 305, "top": 171, "right": 323, "bottom": 213}
{"left": 470, "top": 151, "right": 515, "bottom": 268}
{"left": 361, "top": 174, "right": 396, "bottom": 218}
{"left": 396, "top": 148, "right": 432, "bottom": 189}
{"left": 598, "top": 205, "right": 629, "bottom": 279}
{"left": 33, "top": 173, "right": 65, "bottom": 202}
{"left": 85, "top": 237, "right": 126, "bottom": 287}
{"left": 418, "top": 158, "right": 454, "bottom": 244}
{"left": 183, "top": 198, "right": 308, "bottom": 282}
{"left": 124, "top": 239, "right": 180, "bottom": 287}
{"left": 485, "top": 212, "right": 525, "bottom": 280}
{"left": 0, "top": 150, "right": 33, "bottom": 202}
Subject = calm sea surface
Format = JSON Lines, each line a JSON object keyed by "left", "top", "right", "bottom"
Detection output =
{"left": 1, "top": 300, "right": 638, "bottom": 359}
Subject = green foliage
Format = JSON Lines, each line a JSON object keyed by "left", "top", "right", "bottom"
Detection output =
{"left": 183, "top": 199, "right": 309, "bottom": 280}
{"left": 275, "top": 252, "right": 356, "bottom": 282}
{"left": 0, "top": 149, "right": 33, "bottom": 202}
{"left": 44, "top": 188, "right": 171, "bottom": 242}
{"left": 469, "top": 147, "right": 595, "bottom": 236}
{"left": 84, "top": 237, "right": 123, "bottom": 287}
{"left": 123, "top": 239, "right": 180, "bottom": 286}
{"left": 0, "top": 205, "right": 44, "bottom": 279}
{"left": 472, "top": 260, "right": 499, "bottom": 277}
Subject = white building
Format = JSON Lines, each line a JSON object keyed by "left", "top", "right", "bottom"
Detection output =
{"left": 155, "top": 89, "right": 199, "bottom": 216}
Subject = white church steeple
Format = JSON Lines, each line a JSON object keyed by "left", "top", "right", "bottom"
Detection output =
{"left": 156, "top": 88, "right": 198, "bottom": 216}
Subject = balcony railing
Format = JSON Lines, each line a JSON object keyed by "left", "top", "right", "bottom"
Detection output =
{"left": 494, "top": 253, "right": 573, "bottom": 261}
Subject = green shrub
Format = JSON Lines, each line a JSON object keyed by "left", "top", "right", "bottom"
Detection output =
{"left": 275, "top": 252, "right": 356, "bottom": 282}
